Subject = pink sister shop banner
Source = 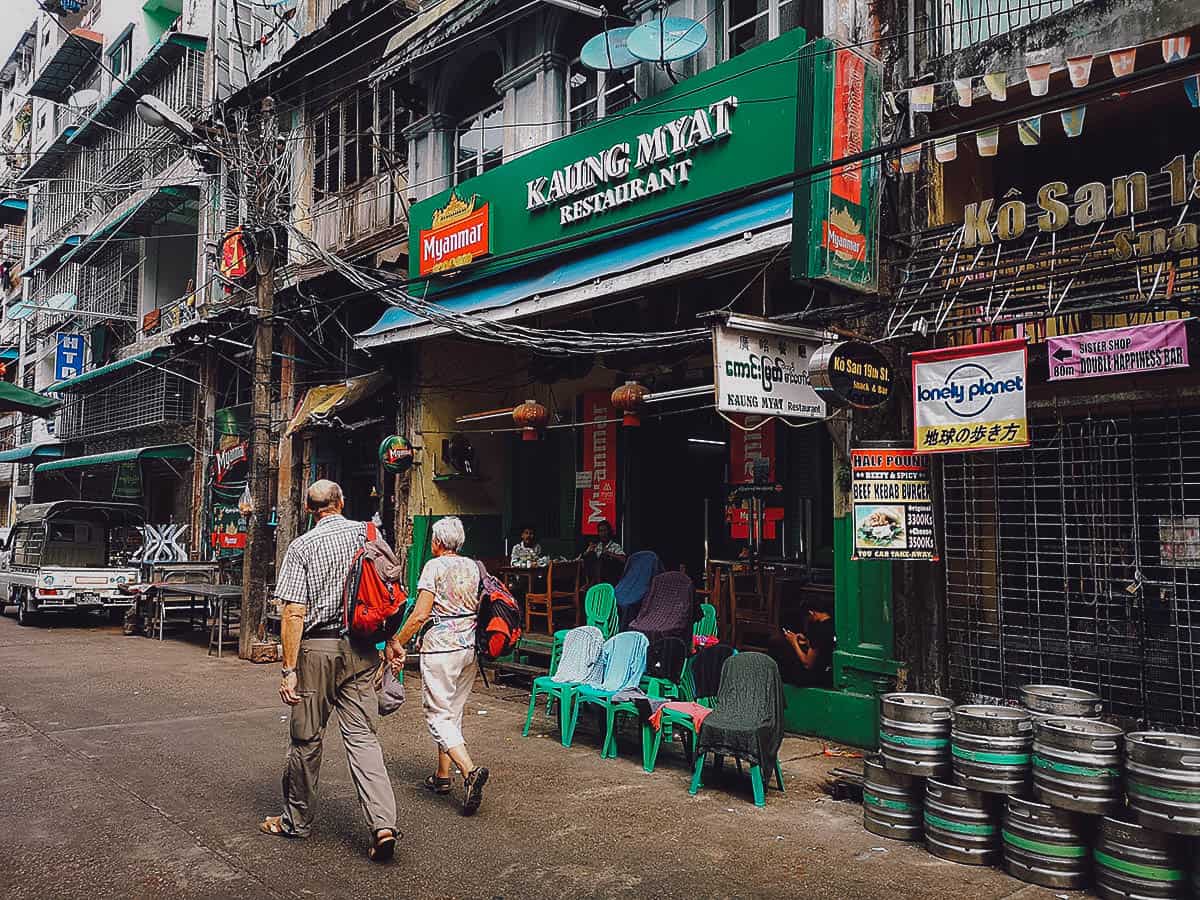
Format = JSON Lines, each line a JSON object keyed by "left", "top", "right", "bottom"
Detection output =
{"left": 1048, "top": 321, "right": 1189, "bottom": 382}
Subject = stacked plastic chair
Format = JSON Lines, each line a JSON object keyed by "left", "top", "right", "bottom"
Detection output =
{"left": 566, "top": 631, "right": 650, "bottom": 763}
{"left": 522, "top": 625, "right": 603, "bottom": 746}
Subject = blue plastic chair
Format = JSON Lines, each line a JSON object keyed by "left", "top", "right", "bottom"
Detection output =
{"left": 566, "top": 631, "right": 650, "bottom": 761}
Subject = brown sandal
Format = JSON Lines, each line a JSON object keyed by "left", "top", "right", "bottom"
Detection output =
{"left": 259, "top": 816, "right": 303, "bottom": 839}
{"left": 369, "top": 828, "right": 397, "bottom": 862}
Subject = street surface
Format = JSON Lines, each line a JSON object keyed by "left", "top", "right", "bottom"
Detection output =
{"left": 0, "top": 613, "right": 1076, "bottom": 899}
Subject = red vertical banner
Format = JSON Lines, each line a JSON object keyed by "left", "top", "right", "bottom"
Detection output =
{"left": 728, "top": 417, "right": 776, "bottom": 484}
{"left": 580, "top": 390, "right": 618, "bottom": 535}
{"left": 830, "top": 49, "right": 866, "bottom": 204}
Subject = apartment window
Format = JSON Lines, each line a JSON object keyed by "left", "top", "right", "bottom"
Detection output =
{"left": 377, "top": 82, "right": 411, "bottom": 174}
{"left": 312, "top": 86, "right": 392, "bottom": 203}
{"left": 109, "top": 32, "right": 133, "bottom": 82}
{"left": 724, "top": 0, "right": 801, "bottom": 59}
{"left": 567, "top": 58, "right": 634, "bottom": 132}
{"left": 454, "top": 102, "right": 502, "bottom": 185}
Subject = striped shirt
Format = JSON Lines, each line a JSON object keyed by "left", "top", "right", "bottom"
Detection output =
{"left": 274, "top": 514, "right": 367, "bottom": 634}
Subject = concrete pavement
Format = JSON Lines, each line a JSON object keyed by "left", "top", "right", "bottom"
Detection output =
{"left": 0, "top": 613, "right": 1076, "bottom": 899}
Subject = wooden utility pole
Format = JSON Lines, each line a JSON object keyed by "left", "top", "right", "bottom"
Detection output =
{"left": 240, "top": 96, "right": 278, "bottom": 660}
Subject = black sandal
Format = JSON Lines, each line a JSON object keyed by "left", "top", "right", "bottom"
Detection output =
{"left": 423, "top": 774, "right": 452, "bottom": 795}
{"left": 462, "top": 766, "right": 489, "bottom": 816}
{"left": 368, "top": 828, "right": 397, "bottom": 863}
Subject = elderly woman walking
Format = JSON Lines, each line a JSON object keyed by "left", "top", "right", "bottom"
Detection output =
{"left": 386, "top": 516, "right": 490, "bottom": 814}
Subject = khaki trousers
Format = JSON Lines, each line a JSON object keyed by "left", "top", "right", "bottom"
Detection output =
{"left": 282, "top": 637, "right": 397, "bottom": 837}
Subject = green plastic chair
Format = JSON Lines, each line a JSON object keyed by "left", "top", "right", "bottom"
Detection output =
{"left": 548, "top": 583, "right": 617, "bottom": 687}
{"left": 680, "top": 603, "right": 719, "bottom": 700}
{"left": 646, "top": 645, "right": 737, "bottom": 774}
{"left": 523, "top": 625, "right": 604, "bottom": 746}
{"left": 565, "top": 632, "right": 649, "bottom": 762}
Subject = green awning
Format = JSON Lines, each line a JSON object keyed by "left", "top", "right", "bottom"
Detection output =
{"left": 19, "top": 234, "right": 83, "bottom": 277}
{"left": 69, "top": 33, "right": 209, "bottom": 146}
{"left": 0, "top": 381, "right": 61, "bottom": 417}
{"left": 28, "top": 28, "right": 103, "bottom": 100}
{"left": 62, "top": 185, "right": 199, "bottom": 266}
{"left": 47, "top": 347, "right": 169, "bottom": 393}
{"left": 0, "top": 198, "right": 28, "bottom": 225}
{"left": 35, "top": 443, "right": 192, "bottom": 475}
{"left": 0, "top": 442, "right": 64, "bottom": 463}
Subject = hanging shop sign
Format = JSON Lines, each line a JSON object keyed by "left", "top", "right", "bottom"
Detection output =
{"left": 792, "top": 39, "right": 883, "bottom": 292}
{"left": 960, "top": 151, "right": 1200, "bottom": 257}
{"left": 55, "top": 333, "right": 84, "bottom": 382}
{"left": 219, "top": 227, "right": 251, "bottom": 281}
{"left": 406, "top": 28, "right": 815, "bottom": 281}
{"left": 210, "top": 405, "right": 250, "bottom": 554}
{"left": 729, "top": 416, "right": 776, "bottom": 484}
{"left": 417, "top": 193, "right": 491, "bottom": 277}
{"left": 712, "top": 317, "right": 829, "bottom": 420}
{"left": 378, "top": 435, "right": 414, "bottom": 474}
{"left": 851, "top": 443, "right": 937, "bottom": 560}
{"left": 1047, "top": 320, "right": 1189, "bottom": 381}
{"left": 112, "top": 461, "right": 142, "bottom": 501}
{"left": 809, "top": 340, "right": 892, "bottom": 408}
{"left": 580, "top": 390, "right": 617, "bottom": 536}
{"left": 911, "top": 338, "right": 1029, "bottom": 453}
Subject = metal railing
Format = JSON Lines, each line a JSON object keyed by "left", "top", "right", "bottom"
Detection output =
{"left": 924, "top": 0, "right": 1092, "bottom": 57}
{"left": 55, "top": 364, "right": 197, "bottom": 441}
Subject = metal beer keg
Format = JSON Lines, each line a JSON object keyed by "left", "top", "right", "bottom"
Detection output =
{"left": 1021, "top": 684, "right": 1103, "bottom": 720}
{"left": 1001, "top": 796, "right": 1090, "bottom": 889}
{"left": 924, "top": 777, "right": 1000, "bottom": 866}
{"left": 862, "top": 755, "right": 923, "bottom": 842}
{"left": 1032, "top": 717, "right": 1124, "bottom": 815}
{"left": 1126, "top": 732, "right": 1200, "bottom": 836}
{"left": 1094, "top": 816, "right": 1188, "bottom": 900}
{"left": 879, "top": 693, "right": 953, "bottom": 778}
{"left": 951, "top": 704, "right": 1034, "bottom": 794}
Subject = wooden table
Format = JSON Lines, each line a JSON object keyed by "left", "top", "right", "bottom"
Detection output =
{"left": 497, "top": 565, "right": 547, "bottom": 596}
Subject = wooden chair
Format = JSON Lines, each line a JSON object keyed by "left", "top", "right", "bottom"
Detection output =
{"left": 728, "top": 567, "right": 774, "bottom": 651}
{"left": 524, "top": 559, "right": 583, "bottom": 635}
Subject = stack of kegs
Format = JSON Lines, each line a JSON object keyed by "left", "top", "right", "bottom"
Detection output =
{"left": 863, "top": 683, "right": 1200, "bottom": 898}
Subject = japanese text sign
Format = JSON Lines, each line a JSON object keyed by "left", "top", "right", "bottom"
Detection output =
{"left": 713, "top": 320, "right": 828, "bottom": 420}
{"left": 912, "top": 339, "right": 1028, "bottom": 453}
{"left": 1048, "top": 320, "right": 1189, "bottom": 381}
{"left": 55, "top": 333, "right": 84, "bottom": 382}
{"left": 852, "top": 444, "right": 937, "bottom": 560}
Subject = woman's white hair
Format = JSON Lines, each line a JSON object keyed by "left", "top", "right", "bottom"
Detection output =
{"left": 431, "top": 516, "right": 466, "bottom": 552}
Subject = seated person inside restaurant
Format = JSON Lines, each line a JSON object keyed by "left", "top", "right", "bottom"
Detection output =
{"left": 580, "top": 520, "right": 626, "bottom": 584}
{"left": 768, "top": 604, "right": 835, "bottom": 687}
{"left": 510, "top": 524, "right": 542, "bottom": 567}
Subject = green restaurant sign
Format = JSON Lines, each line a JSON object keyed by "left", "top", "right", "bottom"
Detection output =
{"left": 408, "top": 30, "right": 880, "bottom": 293}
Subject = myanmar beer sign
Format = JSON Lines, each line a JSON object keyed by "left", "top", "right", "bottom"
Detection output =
{"left": 911, "top": 338, "right": 1028, "bottom": 453}
{"left": 418, "top": 192, "right": 490, "bottom": 276}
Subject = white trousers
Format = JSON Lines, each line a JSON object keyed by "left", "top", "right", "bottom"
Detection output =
{"left": 420, "top": 648, "right": 477, "bottom": 752}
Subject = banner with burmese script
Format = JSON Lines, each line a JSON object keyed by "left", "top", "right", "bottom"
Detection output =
{"left": 911, "top": 339, "right": 1029, "bottom": 454}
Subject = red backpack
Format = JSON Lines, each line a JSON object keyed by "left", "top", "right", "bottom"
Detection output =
{"left": 343, "top": 522, "right": 407, "bottom": 642}
{"left": 475, "top": 561, "right": 522, "bottom": 661}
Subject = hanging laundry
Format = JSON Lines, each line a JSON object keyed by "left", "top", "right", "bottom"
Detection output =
{"left": 900, "top": 144, "right": 923, "bottom": 173}
{"left": 909, "top": 83, "right": 935, "bottom": 113}
{"left": 1108, "top": 47, "right": 1137, "bottom": 77}
{"left": 976, "top": 127, "right": 1000, "bottom": 157}
{"left": 1186, "top": 75, "right": 1200, "bottom": 109}
{"left": 953, "top": 77, "right": 973, "bottom": 107}
{"left": 1060, "top": 106, "right": 1087, "bottom": 137}
{"left": 1017, "top": 116, "right": 1042, "bottom": 146}
{"left": 1067, "top": 55, "right": 1094, "bottom": 87}
{"left": 983, "top": 72, "right": 1007, "bottom": 101}
{"left": 934, "top": 135, "right": 957, "bottom": 163}
{"left": 1163, "top": 36, "right": 1191, "bottom": 63}
{"left": 1025, "top": 63, "right": 1051, "bottom": 97}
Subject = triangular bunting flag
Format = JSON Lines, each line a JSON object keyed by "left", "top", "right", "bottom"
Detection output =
{"left": 1025, "top": 63, "right": 1051, "bottom": 97}
{"left": 1109, "top": 47, "right": 1137, "bottom": 77}
{"left": 900, "top": 144, "right": 923, "bottom": 173}
{"left": 1061, "top": 106, "right": 1087, "bottom": 137}
{"left": 1186, "top": 75, "right": 1200, "bottom": 108}
{"left": 1163, "top": 36, "right": 1191, "bottom": 63}
{"left": 983, "top": 72, "right": 1007, "bottom": 101}
{"left": 910, "top": 83, "right": 935, "bottom": 113}
{"left": 954, "top": 78, "right": 973, "bottom": 107}
{"left": 1017, "top": 116, "right": 1042, "bottom": 146}
{"left": 934, "top": 135, "right": 957, "bottom": 163}
{"left": 976, "top": 127, "right": 1000, "bottom": 157}
{"left": 1067, "top": 55, "right": 1093, "bottom": 87}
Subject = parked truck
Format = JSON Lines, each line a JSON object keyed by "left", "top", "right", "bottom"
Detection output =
{"left": 0, "top": 502, "right": 144, "bottom": 626}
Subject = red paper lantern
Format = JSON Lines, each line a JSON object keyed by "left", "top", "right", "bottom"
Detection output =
{"left": 611, "top": 381, "right": 649, "bottom": 426}
{"left": 512, "top": 399, "right": 548, "bottom": 441}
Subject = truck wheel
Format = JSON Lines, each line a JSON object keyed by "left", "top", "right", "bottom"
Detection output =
{"left": 16, "top": 593, "right": 35, "bottom": 627}
{"left": 2, "top": 588, "right": 15, "bottom": 617}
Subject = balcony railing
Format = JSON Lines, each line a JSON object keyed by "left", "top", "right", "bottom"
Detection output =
{"left": 312, "top": 171, "right": 407, "bottom": 256}
{"left": 925, "top": 0, "right": 1092, "bottom": 57}
{"left": 55, "top": 365, "right": 197, "bottom": 441}
{"left": 141, "top": 292, "right": 198, "bottom": 340}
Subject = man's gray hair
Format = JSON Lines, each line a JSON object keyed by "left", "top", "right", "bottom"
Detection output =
{"left": 431, "top": 516, "right": 466, "bottom": 552}
{"left": 306, "top": 479, "right": 343, "bottom": 512}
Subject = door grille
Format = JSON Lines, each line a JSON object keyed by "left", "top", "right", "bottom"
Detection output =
{"left": 942, "top": 409, "right": 1200, "bottom": 732}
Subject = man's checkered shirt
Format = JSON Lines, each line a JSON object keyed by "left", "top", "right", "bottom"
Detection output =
{"left": 274, "top": 514, "right": 367, "bottom": 633}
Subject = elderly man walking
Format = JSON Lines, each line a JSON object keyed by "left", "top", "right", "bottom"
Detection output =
{"left": 259, "top": 480, "right": 399, "bottom": 862}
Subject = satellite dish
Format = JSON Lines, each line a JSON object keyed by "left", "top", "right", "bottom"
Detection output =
{"left": 46, "top": 292, "right": 77, "bottom": 311}
{"left": 627, "top": 17, "right": 708, "bottom": 64}
{"left": 580, "top": 27, "right": 639, "bottom": 71}
{"left": 68, "top": 89, "right": 100, "bottom": 110}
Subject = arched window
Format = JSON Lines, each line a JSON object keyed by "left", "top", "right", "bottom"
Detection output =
{"left": 450, "top": 55, "right": 504, "bottom": 185}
